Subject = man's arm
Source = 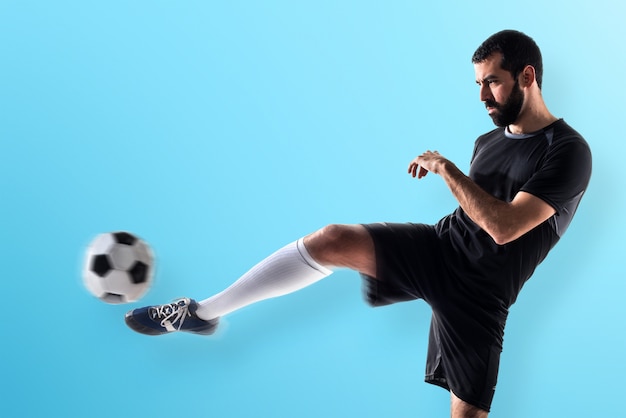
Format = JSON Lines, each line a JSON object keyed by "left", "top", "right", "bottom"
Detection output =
{"left": 408, "top": 151, "right": 556, "bottom": 245}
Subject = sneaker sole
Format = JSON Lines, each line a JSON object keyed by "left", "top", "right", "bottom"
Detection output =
{"left": 124, "top": 312, "right": 167, "bottom": 336}
{"left": 124, "top": 312, "right": 219, "bottom": 336}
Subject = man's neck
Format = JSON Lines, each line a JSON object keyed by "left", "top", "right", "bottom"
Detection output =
{"left": 508, "top": 96, "right": 557, "bottom": 134}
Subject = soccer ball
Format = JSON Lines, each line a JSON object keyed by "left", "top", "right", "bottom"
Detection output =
{"left": 82, "top": 231, "right": 155, "bottom": 304}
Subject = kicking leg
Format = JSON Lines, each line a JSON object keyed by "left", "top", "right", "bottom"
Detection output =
{"left": 125, "top": 224, "right": 375, "bottom": 336}
{"left": 195, "top": 223, "right": 375, "bottom": 319}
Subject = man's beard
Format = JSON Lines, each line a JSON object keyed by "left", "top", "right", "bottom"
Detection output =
{"left": 485, "top": 80, "right": 524, "bottom": 127}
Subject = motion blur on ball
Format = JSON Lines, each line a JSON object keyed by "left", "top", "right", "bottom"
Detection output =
{"left": 83, "top": 231, "right": 155, "bottom": 304}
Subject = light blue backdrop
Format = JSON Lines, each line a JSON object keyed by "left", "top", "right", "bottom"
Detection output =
{"left": 1, "top": 1, "right": 623, "bottom": 417}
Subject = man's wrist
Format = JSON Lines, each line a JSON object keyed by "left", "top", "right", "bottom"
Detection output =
{"left": 439, "top": 159, "right": 456, "bottom": 177}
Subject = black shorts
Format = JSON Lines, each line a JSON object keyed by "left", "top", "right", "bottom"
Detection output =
{"left": 361, "top": 222, "right": 505, "bottom": 412}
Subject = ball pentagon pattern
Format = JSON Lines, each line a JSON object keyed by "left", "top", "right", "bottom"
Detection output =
{"left": 82, "top": 231, "right": 155, "bottom": 304}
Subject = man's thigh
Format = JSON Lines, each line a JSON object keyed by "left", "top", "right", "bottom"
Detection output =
{"left": 360, "top": 222, "right": 446, "bottom": 306}
{"left": 451, "top": 391, "right": 489, "bottom": 418}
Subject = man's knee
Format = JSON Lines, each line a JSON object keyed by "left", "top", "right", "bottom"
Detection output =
{"left": 303, "top": 224, "right": 374, "bottom": 272}
{"left": 317, "top": 224, "right": 354, "bottom": 245}
{"left": 306, "top": 224, "right": 355, "bottom": 256}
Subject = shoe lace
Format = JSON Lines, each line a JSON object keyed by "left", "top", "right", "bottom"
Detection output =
{"left": 150, "top": 299, "right": 191, "bottom": 331}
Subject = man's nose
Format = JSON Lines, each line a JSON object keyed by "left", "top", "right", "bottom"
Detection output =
{"left": 479, "top": 84, "right": 493, "bottom": 103}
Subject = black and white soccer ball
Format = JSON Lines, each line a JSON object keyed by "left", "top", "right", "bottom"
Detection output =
{"left": 82, "top": 231, "right": 155, "bottom": 304}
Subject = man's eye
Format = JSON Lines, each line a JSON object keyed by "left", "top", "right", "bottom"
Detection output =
{"left": 477, "top": 79, "right": 498, "bottom": 86}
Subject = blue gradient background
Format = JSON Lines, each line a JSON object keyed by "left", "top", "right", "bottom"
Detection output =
{"left": 1, "top": 1, "right": 624, "bottom": 417}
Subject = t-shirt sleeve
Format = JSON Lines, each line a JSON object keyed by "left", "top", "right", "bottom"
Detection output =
{"left": 519, "top": 137, "right": 592, "bottom": 215}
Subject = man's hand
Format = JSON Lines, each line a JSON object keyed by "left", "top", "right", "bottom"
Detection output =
{"left": 408, "top": 151, "right": 448, "bottom": 179}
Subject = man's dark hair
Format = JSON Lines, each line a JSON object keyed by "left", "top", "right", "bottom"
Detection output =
{"left": 472, "top": 30, "right": 543, "bottom": 89}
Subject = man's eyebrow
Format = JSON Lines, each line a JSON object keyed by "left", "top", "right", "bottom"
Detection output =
{"left": 476, "top": 75, "right": 498, "bottom": 85}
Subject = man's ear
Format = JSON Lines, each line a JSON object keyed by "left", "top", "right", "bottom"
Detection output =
{"left": 520, "top": 65, "right": 536, "bottom": 88}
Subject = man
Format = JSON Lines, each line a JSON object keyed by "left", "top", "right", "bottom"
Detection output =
{"left": 125, "top": 30, "right": 592, "bottom": 417}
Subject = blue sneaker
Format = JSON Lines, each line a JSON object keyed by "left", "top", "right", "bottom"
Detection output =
{"left": 125, "top": 298, "right": 218, "bottom": 336}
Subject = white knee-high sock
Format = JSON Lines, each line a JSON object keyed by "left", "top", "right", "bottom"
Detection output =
{"left": 195, "top": 238, "right": 333, "bottom": 320}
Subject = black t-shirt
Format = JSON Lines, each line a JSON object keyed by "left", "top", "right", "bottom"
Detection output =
{"left": 435, "top": 119, "right": 592, "bottom": 311}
